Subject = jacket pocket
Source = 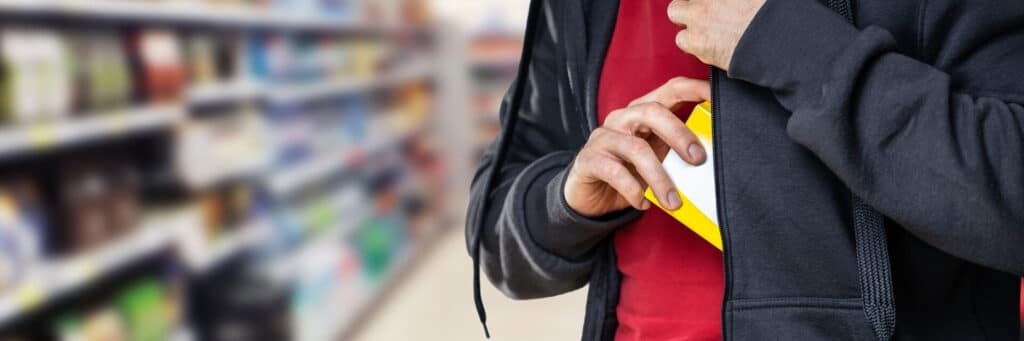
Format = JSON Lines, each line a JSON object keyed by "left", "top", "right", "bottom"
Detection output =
{"left": 725, "top": 297, "right": 876, "bottom": 341}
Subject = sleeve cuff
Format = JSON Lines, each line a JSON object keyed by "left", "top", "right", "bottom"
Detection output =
{"left": 727, "top": 0, "right": 860, "bottom": 105}
{"left": 518, "top": 154, "right": 640, "bottom": 260}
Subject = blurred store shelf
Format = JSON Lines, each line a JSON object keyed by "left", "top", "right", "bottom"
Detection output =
{"left": 263, "top": 210, "right": 372, "bottom": 283}
{"left": 267, "top": 59, "right": 435, "bottom": 104}
{"left": 0, "top": 0, "right": 459, "bottom": 338}
{"left": 188, "top": 58, "right": 435, "bottom": 107}
{"left": 265, "top": 152, "right": 355, "bottom": 198}
{"left": 0, "top": 0, "right": 396, "bottom": 32}
{"left": 0, "top": 216, "right": 177, "bottom": 326}
{"left": 187, "top": 81, "right": 267, "bottom": 107}
{"left": 181, "top": 219, "right": 272, "bottom": 274}
{"left": 0, "top": 105, "right": 185, "bottom": 160}
{"left": 190, "top": 56, "right": 434, "bottom": 106}
{"left": 299, "top": 218, "right": 450, "bottom": 341}
{"left": 265, "top": 129, "right": 417, "bottom": 198}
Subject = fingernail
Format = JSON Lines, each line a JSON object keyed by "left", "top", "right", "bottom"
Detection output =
{"left": 641, "top": 200, "right": 652, "bottom": 210}
{"left": 666, "top": 191, "right": 682, "bottom": 210}
{"left": 688, "top": 144, "right": 706, "bottom": 163}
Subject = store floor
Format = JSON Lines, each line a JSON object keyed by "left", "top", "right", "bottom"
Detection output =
{"left": 351, "top": 227, "right": 588, "bottom": 340}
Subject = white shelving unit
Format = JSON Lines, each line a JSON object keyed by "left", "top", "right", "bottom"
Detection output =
{"left": 265, "top": 152, "right": 354, "bottom": 197}
{"left": 181, "top": 219, "right": 272, "bottom": 274}
{"left": 0, "top": 105, "right": 186, "bottom": 159}
{"left": 188, "top": 57, "right": 434, "bottom": 106}
{"left": 0, "top": 0, "right": 395, "bottom": 32}
{"left": 266, "top": 59, "right": 435, "bottom": 104}
{"left": 187, "top": 81, "right": 268, "bottom": 107}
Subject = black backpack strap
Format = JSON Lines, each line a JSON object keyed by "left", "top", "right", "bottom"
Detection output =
{"left": 470, "top": 0, "right": 545, "bottom": 337}
{"left": 825, "top": 1, "right": 897, "bottom": 339}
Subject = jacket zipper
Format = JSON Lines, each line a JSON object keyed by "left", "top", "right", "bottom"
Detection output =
{"left": 710, "top": 66, "right": 733, "bottom": 341}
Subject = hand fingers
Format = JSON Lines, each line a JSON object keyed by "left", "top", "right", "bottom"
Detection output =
{"left": 667, "top": 0, "right": 694, "bottom": 27}
{"left": 628, "top": 77, "right": 711, "bottom": 109}
{"left": 604, "top": 103, "right": 707, "bottom": 166}
{"left": 576, "top": 148, "right": 649, "bottom": 210}
{"left": 675, "top": 29, "right": 710, "bottom": 63}
{"left": 592, "top": 128, "right": 682, "bottom": 210}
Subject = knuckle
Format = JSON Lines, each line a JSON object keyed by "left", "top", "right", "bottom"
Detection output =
{"left": 696, "top": 2, "right": 709, "bottom": 16}
{"left": 669, "top": 76, "right": 691, "bottom": 93}
{"left": 604, "top": 163, "right": 627, "bottom": 179}
{"left": 605, "top": 109, "right": 626, "bottom": 126}
{"left": 628, "top": 98, "right": 644, "bottom": 107}
{"left": 574, "top": 152, "right": 594, "bottom": 170}
{"left": 638, "top": 102, "right": 662, "bottom": 113}
{"left": 626, "top": 136, "right": 648, "bottom": 153}
{"left": 626, "top": 188, "right": 643, "bottom": 203}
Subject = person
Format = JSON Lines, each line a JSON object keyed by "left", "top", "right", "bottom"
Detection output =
{"left": 466, "top": 0, "right": 1024, "bottom": 340}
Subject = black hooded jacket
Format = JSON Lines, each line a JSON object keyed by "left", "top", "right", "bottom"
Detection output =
{"left": 467, "top": 0, "right": 1024, "bottom": 339}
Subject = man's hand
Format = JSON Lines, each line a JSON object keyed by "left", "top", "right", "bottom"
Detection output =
{"left": 565, "top": 77, "right": 710, "bottom": 218}
{"left": 667, "top": 0, "right": 766, "bottom": 70}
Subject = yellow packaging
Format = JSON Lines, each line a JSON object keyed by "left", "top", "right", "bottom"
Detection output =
{"left": 644, "top": 101, "right": 722, "bottom": 250}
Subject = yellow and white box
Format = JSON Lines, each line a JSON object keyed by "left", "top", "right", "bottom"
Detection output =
{"left": 644, "top": 101, "right": 722, "bottom": 250}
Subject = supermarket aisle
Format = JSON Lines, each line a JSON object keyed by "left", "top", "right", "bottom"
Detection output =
{"left": 352, "top": 226, "right": 588, "bottom": 341}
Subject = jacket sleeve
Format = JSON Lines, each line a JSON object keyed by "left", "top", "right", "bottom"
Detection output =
{"left": 465, "top": 1, "right": 639, "bottom": 300}
{"left": 728, "top": 0, "right": 1024, "bottom": 275}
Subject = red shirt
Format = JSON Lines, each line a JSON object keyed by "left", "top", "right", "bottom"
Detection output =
{"left": 597, "top": 1, "right": 724, "bottom": 340}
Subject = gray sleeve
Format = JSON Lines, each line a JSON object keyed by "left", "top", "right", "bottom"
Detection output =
{"left": 728, "top": 0, "right": 1024, "bottom": 274}
{"left": 465, "top": 1, "right": 639, "bottom": 300}
{"left": 468, "top": 150, "right": 637, "bottom": 299}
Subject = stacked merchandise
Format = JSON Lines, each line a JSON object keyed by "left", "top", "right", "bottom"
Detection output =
{"left": 53, "top": 157, "right": 145, "bottom": 255}
{"left": 0, "top": 154, "right": 151, "bottom": 289}
{"left": 0, "top": 0, "right": 446, "bottom": 339}
{"left": 55, "top": 276, "right": 185, "bottom": 341}
{"left": 67, "top": 31, "right": 134, "bottom": 113}
{"left": 0, "top": 28, "right": 74, "bottom": 123}
{"left": 0, "top": 27, "right": 190, "bottom": 121}
{"left": 0, "top": 177, "right": 48, "bottom": 292}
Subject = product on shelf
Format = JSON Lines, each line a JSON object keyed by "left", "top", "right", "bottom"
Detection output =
{"left": 0, "top": 27, "right": 73, "bottom": 123}
{"left": 116, "top": 278, "right": 176, "bottom": 341}
{"left": 243, "top": 33, "right": 271, "bottom": 82}
{"left": 186, "top": 33, "right": 242, "bottom": 86}
{"left": 132, "top": 29, "right": 186, "bottom": 104}
{"left": 68, "top": 30, "right": 134, "bottom": 114}
{"left": 54, "top": 276, "right": 180, "bottom": 341}
{"left": 56, "top": 158, "right": 143, "bottom": 254}
{"left": 107, "top": 162, "right": 143, "bottom": 236}
{"left": 56, "top": 160, "right": 112, "bottom": 254}
{"left": 266, "top": 103, "right": 314, "bottom": 166}
{"left": 0, "top": 177, "right": 47, "bottom": 290}
{"left": 185, "top": 34, "right": 219, "bottom": 86}
{"left": 353, "top": 216, "right": 402, "bottom": 280}
{"left": 191, "top": 268, "right": 292, "bottom": 341}
{"left": 175, "top": 105, "right": 271, "bottom": 188}
{"left": 199, "top": 183, "right": 254, "bottom": 237}
{"left": 56, "top": 307, "right": 128, "bottom": 341}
